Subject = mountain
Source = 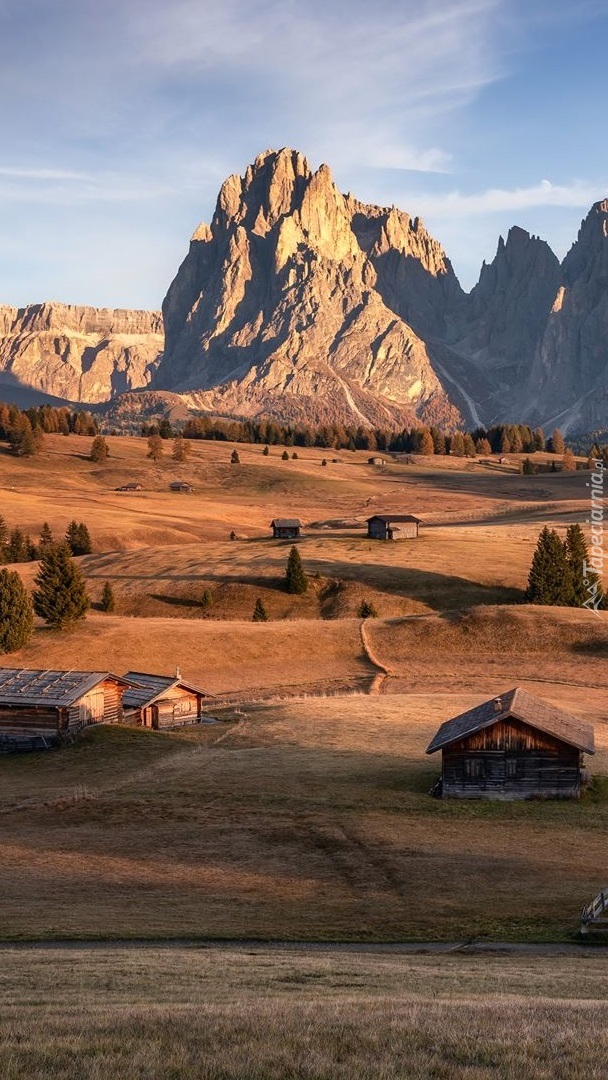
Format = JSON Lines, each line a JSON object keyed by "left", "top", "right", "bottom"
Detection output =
{"left": 0, "top": 303, "right": 163, "bottom": 404}
{"left": 1, "top": 152, "right": 607, "bottom": 434}
{"left": 157, "top": 148, "right": 462, "bottom": 429}
{"left": 518, "top": 200, "right": 608, "bottom": 432}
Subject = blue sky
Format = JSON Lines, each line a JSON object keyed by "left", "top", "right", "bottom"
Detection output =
{"left": 0, "top": 0, "right": 606, "bottom": 309}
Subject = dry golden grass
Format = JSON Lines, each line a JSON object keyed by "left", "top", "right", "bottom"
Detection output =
{"left": 2, "top": 946, "right": 608, "bottom": 1078}
{"left": 0, "top": 694, "right": 607, "bottom": 943}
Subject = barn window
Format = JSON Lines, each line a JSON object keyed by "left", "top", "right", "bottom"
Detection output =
{"left": 464, "top": 758, "right": 485, "bottom": 780}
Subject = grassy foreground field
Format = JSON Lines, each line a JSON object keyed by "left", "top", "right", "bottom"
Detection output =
{"left": 1, "top": 693, "right": 607, "bottom": 943}
{"left": 2, "top": 945, "right": 608, "bottom": 1079}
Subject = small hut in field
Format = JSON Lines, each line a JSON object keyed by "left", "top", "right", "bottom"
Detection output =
{"left": 426, "top": 687, "right": 594, "bottom": 800}
{"left": 0, "top": 669, "right": 131, "bottom": 751}
{"left": 271, "top": 518, "right": 302, "bottom": 540}
{"left": 367, "top": 514, "right": 421, "bottom": 540}
{"left": 169, "top": 481, "right": 194, "bottom": 493}
{"left": 122, "top": 671, "right": 213, "bottom": 729}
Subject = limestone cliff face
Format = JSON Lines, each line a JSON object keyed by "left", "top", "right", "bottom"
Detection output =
{"left": 158, "top": 148, "right": 461, "bottom": 428}
{"left": 519, "top": 201, "right": 608, "bottom": 431}
{"left": 0, "top": 303, "right": 163, "bottom": 403}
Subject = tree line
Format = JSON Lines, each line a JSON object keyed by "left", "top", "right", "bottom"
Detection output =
{"left": 0, "top": 403, "right": 99, "bottom": 456}
{"left": 0, "top": 518, "right": 92, "bottom": 564}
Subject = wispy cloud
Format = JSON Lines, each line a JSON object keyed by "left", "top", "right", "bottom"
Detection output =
{"left": 412, "top": 179, "right": 605, "bottom": 218}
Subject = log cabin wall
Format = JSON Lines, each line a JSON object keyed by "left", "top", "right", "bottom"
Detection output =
{"left": 0, "top": 704, "right": 59, "bottom": 737}
{"left": 151, "top": 686, "right": 201, "bottom": 729}
{"left": 442, "top": 717, "right": 583, "bottom": 800}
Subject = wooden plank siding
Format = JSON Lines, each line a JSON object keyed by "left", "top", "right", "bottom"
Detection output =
{"left": 441, "top": 718, "right": 583, "bottom": 800}
{"left": 141, "top": 686, "right": 202, "bottom": 730}
{"left": 0, "top": 677, "right": 126, "bottom": 745}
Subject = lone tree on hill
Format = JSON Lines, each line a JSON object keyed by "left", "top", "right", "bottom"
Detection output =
{"left": 172, "top": 435, "right": 190, "bottom": 462}
{"left": 100, "top": 581, "right": 116, "bottom": 613}
{"left": 281, "top": 450, "right": 289, "bottom": 460}
{"left": 38, "top": 522, "right": 54, "bottom": 551}
{"left": 147, "top": 434, "right": 164, "bottom": 461}
{"left": 0, "top": 568, "right": 34, "bottom": 653}
{"left": 252, "top": 598, "right": 269, "bottom": 622}
{"left": 357, "top": 599, "right": 378, "bottom": 618}
{"left": 33, "top": 543, "right": 90, "bottom": 629}
{"left": 90, "top": 435, "right": 109, "bottom": 463}
{"left": 231, "top": 449, "right": 240, "bottom": 464}
{"left": 286, "top": 545, "right": 307, "bottom": 595}
{"left": 526, "top": 526, "right": 572, "bottom": 606}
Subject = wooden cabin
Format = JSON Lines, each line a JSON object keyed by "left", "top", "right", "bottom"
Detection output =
{"left": 271, "top": 518, "right": 302, "bottom": 540}
{"left": 367, "top": 514, "right": 421, "bottom": 540}
{"left": 169, "top": 481, "right": 194, "bottom": 493}
{"left": 122, "top": 671, "right": 213, "bottom": 730}
{"left": 0, "top": 669, "right": 131, "bottom": 751}
{"left": 426, "top": 687, "right": 594, "bottom": 800}
{"left": 368, "top": 456, "right": 386, "bottom": 465}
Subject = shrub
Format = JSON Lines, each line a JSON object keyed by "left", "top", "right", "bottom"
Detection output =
{"left": 100, "top": 581, "right": 116, "bottom": 613}
{"left": 357, "top": 599, "right": 378, "bottom": 618}
{"left": 90, "top": 435, "right": 109, "bottom": 462}
{"left": 201, "top": 589, "right": 213, "bottom": 611}
{"left": 252, "top": 598, "right": 269, "bottom": 622}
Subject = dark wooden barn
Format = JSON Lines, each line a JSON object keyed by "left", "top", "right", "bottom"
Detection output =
{"left": 122, "top": 671, "right": 213, "bottom": 730}
{"left": 426, "top": 687, "right": 594, "bottom": 800}
{"left": 169, "top": 481, "right": 194, "bottom": 493}
{"left": 271, "top": 518, "right": 302, "bottom": 539}
{"left": 367, "top": 514, "right": 421, "bottom": 540}
{"left": 0, "top": 669, "right": 131, "bottom": 751}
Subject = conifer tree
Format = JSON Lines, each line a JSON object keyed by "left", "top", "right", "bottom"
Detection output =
{"left": 38, "top": 522, "right": 54, "bottom": 551}
{"left": 65, "top": 521, "right": 92, "bottom": 556}
{"left": 565, "top": 524, "right": 604, "bottom": 610}
{"left": 562, "top": 448, "right": 577, "bottom": 471}
{"left": 550, "top": 428, "right": 565, "bottom": 455}
{"left": 0, "top": 515, "right": 9, "bottom": 563}
{"left": 231, "top": 449, "right": 240, "bottom": 464}
{"left": 252, "top": 598, "right": 269, "bottom": 622}
{"left": 33, "top": 543, "right": 90, "bottom": 628}
{"left": 147, "top": 434, "right": 164, "bottom": 461}
{"left": 201, "top": 589, "right": 213, "bottom": 612}
{"left": 100, "top": 581, "right": 116, "bottom": 612}
{"left": 0, "top": 568, "right": 34, "bottom": 653}
{"left": 281, "top": 450, "right": 289, "bottom": 460}
{"left": 525, "top": 526, "right": 572, "bottom": 605}
{"left": 6, "top": 527, "right": 31, "bottom": 563}
{"left": 357, "top": 599, "right": 378, "bottom": 618}
{"left": 172, "top": 435, "right": 190, "bottom": 462}
{"left": 285, "top": 545, "right": 307, "bottom": 594}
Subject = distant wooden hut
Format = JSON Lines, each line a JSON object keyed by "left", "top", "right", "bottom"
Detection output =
{"left": 271, "top": 518, "right": 302, "bottom": 540}
{"left": 426, "top": 687, "right": 594, "bottom": 800}
{"left": 367, "top": 514, "right": 421, "bottom": 540}
{"left": 169, "top": 481, "right": 194, "bottom": 493}
{"left": 0, "top": 669, "right": 131, "bottom": 751}
{"left": 122, "top": 671, "right": 213, "bottom": 730}
{"left": 368, "top": 456, "right": 386, "bottom": 465}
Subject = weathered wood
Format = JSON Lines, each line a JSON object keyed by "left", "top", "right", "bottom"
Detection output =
{"left": 581, "top": 888, "right": 608, "bottom": 933}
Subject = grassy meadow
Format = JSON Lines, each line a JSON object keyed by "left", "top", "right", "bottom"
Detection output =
{"left": 2, "top": 431, "right": 608, "bottom": 1074}
{"left": 2, "top": 945, "right": 608, "bottom": 1079}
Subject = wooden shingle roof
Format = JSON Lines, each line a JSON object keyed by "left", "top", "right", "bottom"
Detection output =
{"left": 271, "top": 519, "right": 302, "bottom": 528}
{"left": 0, "top": 669, "right": 130, "bottom": 708}
{"left": 426, "top": 687, "right": 595, "bottom": 755}
{"left": 367, "top": 514, "right": 421, "bottom": 524}
{"left": 122, "top": 671, "right": 213, "bottom": 709}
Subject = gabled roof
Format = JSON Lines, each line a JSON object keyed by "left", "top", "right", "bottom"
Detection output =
{"left": 367, "top": 514, "right": 421, "bottom": 524}
{"left": 426, "top": 687, "right": 595, "bottom": 755}
{"left": 271, "top": 519, "right": 302, "bottom": 528}
{"left": 0, "top": 669, "right": 130, "bottom": 708}
{"left": 122, "top": 671, "right": 213, "bottom": 709}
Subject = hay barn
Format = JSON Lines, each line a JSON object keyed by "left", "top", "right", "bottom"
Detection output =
{"left": 426, "top": 687, "right": 595, "bottom": 800}
{"left": 367, "top": 514, "right": 421, "bottom": 540}
{"left": 271, "top": 518, "right": 302, "bottom": 539}
{"left": 122, "top": 671, "right": 213, "bottom": 729}
{"left": 0, "top": 669, "right": 131, "bottom": 752}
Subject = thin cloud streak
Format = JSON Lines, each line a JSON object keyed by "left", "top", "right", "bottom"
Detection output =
{"left": 412, "top": 180, "right": 606, "bottom": 218}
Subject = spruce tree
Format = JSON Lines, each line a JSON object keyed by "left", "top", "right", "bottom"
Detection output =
{"left": 0, "top": 568, "right": 34, "bottom": 653}
{"left": 565, "top": 524, "right": 604, "bottom": 609}
{"left": 357, "top": 599, "right": 378, "bottom": 618}
{"left": 201, "top": 589, "right": 213, "bottom": 612}
{"left": 100, "top": 581, "right": 116, "bottom": 612}
{"left": 172, "top": 435, "right": 190, "bottom": 462}
{"left": 286, "top": 545, "right": 307, "bottom": 594}
{"left": 231, "top": 449, "right": 240, "bottom": 464}
{"left": 252, "top": 598, "right": 269, "bottom": 622}
{"left": 525, "top": 526, "right": 572, "bottom": 605}
{"left": 33, "top": 543, "right": 90, "bottom": 628}
{"left": 39, "top": 522, "right": 54, "bottom": 551}
{"left": 147, "top": 434, "right": 164, "bottom": 461}
{"left": 6, "top": 528, "right": 31, "bottom": 563}
{"left": 0, "top": 515, "right": 9, "bottom": 563}
{"left": 281, "top": 450, "right": 289, "bottom": 460}
{"left": 65, "top": 521, "right": 92, "bottom": 556}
